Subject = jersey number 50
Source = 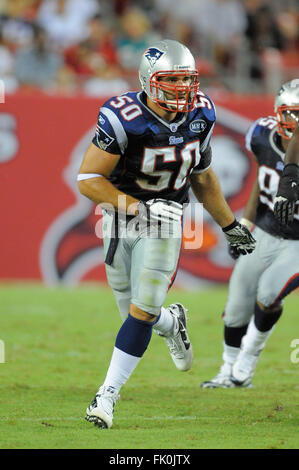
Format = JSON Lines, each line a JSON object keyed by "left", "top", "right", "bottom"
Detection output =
{"left": 136, "top": 142, "right": 200, "bottom": 191}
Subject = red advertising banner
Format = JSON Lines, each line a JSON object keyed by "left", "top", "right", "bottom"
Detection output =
{"left": 0, "top": 91, "right": 273, "bottom": 287}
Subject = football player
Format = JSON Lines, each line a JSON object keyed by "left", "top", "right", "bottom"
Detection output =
{"left": 77, "top": 39, "right": 256, "bottom": 428}
{"left": 201, "top": 80, "right": 299, "bottom": 389}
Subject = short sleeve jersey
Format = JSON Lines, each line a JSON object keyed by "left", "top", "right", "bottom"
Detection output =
{"left": 92, "top": 91, "right": 216, "bottom": 204}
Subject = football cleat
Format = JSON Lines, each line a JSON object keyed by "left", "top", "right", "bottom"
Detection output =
{"left": 85, "top": 385, "right": 120, "bottom": 429}
{"left": 201, "top": 362, "right": 253, "bottom": 389}
{"left": 201, "top": 363, "right": 236, "bottom": 389}
{"left": 231, "top": 349, "right": 260, "bottom": 387}
{"left": 163, "top": 303, "right": 193, "bottom": 371}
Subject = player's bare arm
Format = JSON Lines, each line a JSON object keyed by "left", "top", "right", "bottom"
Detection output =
{"left": 242, "top": 179, "right": 259, "bottom": 227}
{"left": 241, "top": 155, "right": 260, "bottom": 229}
{"left": 190, "top": 167, "right": 256, "bottom": 255}
{"left": 78, "top": 142, "right": 139, "bottom": 215}
{"left": 189, "top": 167, "right": 235, "bottom": 228}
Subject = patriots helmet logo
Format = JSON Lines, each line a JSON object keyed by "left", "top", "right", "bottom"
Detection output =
{"left": 144, "top": 47, "right": 165, "bottom": 67}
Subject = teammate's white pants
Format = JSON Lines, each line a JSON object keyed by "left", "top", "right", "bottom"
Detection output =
{"left": 102, "top": 210, "right": 182, "bottom": 320}
{"left": 224, "top": 226, "right": 299, "bottom": 328}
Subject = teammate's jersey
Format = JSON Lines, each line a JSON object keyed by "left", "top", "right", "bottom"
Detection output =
{"left": 246, "top": 116, "right": 299, "bottom": 240}
{"left": 92, "top": 90, "right": 216, "bottom": 203}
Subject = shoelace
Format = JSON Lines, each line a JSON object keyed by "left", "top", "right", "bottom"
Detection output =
{"left": 169, "top": 339, "right": 184, "bottom": 358}
{"left": 95, "top": 390, "right": 120, "bottom": 406}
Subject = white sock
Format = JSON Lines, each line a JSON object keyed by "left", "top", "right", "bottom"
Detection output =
{"left": 103, "top": 347, "right": 141, "bottom": 393}
{"left": 222, "top": 343, "right": 240, "bottom": 366}
{"left": 153, "top": 306, "right": 174, "bottom": 336}
{"left": 241, "top": 318, "right": 275, "bottom": 355}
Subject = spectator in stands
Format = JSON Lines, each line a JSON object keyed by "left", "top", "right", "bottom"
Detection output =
{"left": 0, "top": 0, "right": 36, "bottom": 52}
{"left": 64, "top": 14, "right": 119, "bottom": 78}
{"left": 116, "top": 7, "right": 160, "bottom": 72}
{"left": 244, "top": 1, "right": 285, "bottom": 53}
{"left": 14, "top": 25, "right": 63, "bottom": 89}
{"left": 37, "top": 0, "right": 100, "bottom": 49}
{"left": 0, "top": 30, "right": 18, "bottom": 93}
{"left": 63, "top": 13, "right": 128, "bottom": 96}
{"left": 152, "top": 0, "right": 247, "bottom": 87}
{"left": 242, "top": 0, "right": 299, "bottom": 93}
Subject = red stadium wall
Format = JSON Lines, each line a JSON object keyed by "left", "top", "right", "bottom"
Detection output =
{"left": 0, "top": 92, "right": 274, "bottom": 287}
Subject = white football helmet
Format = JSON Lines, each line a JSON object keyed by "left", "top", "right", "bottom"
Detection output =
{"left": 139, "top": 39, "right": 199, "bottom": 113}
{"left": 275, "top": 79, "right": 299, "bottom": 140}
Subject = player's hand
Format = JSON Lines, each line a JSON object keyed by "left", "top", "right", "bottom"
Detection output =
{"left": 228, "top": 244, "right": 241, "bottom": 260}
{"left": 274, "top": 164, "right": 299, "bottom": 225}
{"left": 222, "top": 220, "right": 256, "bottom": 256}
{"left": 137, "top": 199, "right": 183, "bottom": 225}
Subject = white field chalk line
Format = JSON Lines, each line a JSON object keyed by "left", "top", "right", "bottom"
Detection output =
{"left": 0, "top": 416, "right": 221, "bottom": 422}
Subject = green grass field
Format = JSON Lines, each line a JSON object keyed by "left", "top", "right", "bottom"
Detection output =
{"left": 0, "top": 283, "right": 298, "bottom": 449}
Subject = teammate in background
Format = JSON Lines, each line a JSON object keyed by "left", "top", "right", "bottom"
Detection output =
{"left": 201, "top": 80, "right": 299, "bottom": 389}
{"left": 274, "top": 120, "right": 299, "bottom": 225}
{"left": 78, "top": 39, "right": 256, "bottom": 428}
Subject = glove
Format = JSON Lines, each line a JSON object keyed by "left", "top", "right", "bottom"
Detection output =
{"left": 222, "top": 220, "right": 256, "bottom": 256}
{"left": 274, "top": 164, "right": 299, "bottom": 225}
{"left": 228, "top": 244, "right": 241, "bottom": 260}
{"left": 137, "top": 198, "right": 183, "bottom": 225}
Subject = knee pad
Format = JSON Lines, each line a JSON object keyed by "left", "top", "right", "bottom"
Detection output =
{"left": 131, "top": 269, "right": 170, "bottom": 316}
{"left": 256, "top": 285, "right": 277, "bottom": 308}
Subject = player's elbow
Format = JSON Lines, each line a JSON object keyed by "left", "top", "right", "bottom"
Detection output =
{"left": 77, "top": 179, "right": 89, "bottom": 196}
{"left": 77, "top": 179, "right": 100, "bottom": 201}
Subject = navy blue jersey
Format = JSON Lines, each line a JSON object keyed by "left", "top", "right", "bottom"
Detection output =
{"left": 246, "top": 116, "right": 299, "bottom": 239}
{"left": 92, "top": 91, "right": 215, "bottom": 203}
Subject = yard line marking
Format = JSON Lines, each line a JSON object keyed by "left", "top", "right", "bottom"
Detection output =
{"left": 0, "top": 416, "right": 220, "bottom": 422}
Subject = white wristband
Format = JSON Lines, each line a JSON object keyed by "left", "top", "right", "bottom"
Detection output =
{"left": 77, "top": 173, "right": 104, "bottom": 181}
{"left": 240, "top": 217, "right": 254, "bottom": 230}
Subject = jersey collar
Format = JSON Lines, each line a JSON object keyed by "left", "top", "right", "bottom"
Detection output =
{"left": 137, "top": 92, "right": 188, "bottom": 130}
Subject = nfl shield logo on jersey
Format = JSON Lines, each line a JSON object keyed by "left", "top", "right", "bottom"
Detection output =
{"left": 144, "top": 47, "right": 165, "bottom": 67}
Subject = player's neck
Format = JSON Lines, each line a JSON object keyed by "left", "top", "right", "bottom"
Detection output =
{"left": 281, "top": 136, "right": 289, "bottom": 153}
{"left": 146, "top": 96, "right": 178, "bottom": 122}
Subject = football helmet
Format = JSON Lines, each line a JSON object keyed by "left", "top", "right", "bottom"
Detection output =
{"left": 139, "top": 39, "right": 199, "bottom": 113}
{"left": 275, "top": 79, "right": 299, "bottom": 140}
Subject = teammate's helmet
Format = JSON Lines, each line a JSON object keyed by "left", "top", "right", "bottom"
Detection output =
{"left": 139, "top": 39, "right": 199, "bottom": 113}
{"left": 275, "top": 79, "right": 299, "bottom": 140}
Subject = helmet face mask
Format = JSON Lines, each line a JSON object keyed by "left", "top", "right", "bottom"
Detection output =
{"left": 139, "top": 40, "right": 199, "bottom": 113}
{"left": 150, "top": 70, "right": 199, "bottom": 112}
{"left": 276, "top": 105, "right": 299, "bottom": 140}
{"left": 275, "top": 80, "right": 299, "bottom": 140}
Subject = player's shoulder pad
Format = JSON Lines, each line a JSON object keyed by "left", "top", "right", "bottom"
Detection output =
{"left": 245, "top": 115, "right": 277, "bottom": 153}
{"left": 95, "top": 92, "right": 141, "bottom": 154}
{"left": 100, "top": 91, "right": 141, "bottom": 124}
{"left": 194, "top": 91, "right": 216, "bottom": 123}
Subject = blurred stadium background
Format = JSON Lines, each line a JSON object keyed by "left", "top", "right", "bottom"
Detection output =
{"left": 1, "top": 0, "right": 299, "bottom": 288}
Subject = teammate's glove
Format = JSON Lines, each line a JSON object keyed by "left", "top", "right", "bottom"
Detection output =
{"left": 274, "top": 164, "right": 299, "bottom": 225}
{"left": 222, "top": 220, "right": 256, "bottom": 256}
{"left": 137, "top": 198, "right": 183, "bottom": 225}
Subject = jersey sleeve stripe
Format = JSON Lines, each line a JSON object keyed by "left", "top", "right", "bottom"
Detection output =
{"left": 101, "top": 107, "right": 128, "bottom": 154}
{"left": 191, "top": 162, "right": 211, "bottom": 175}
{"left": 200, "top": 123, "right": 215, "bottom": 153}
